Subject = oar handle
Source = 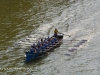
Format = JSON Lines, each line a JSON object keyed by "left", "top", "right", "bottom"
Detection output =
{"left": 59, "top": 32, "right": 71, "bottom": 37}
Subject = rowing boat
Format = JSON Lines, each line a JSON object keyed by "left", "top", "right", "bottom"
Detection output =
{"left": 25, "top": 35, "right": 63, "bottom": 62}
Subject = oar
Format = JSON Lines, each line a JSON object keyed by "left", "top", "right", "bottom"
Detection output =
{"left": 59, "top": 32, "right": 71, "bottom": 37}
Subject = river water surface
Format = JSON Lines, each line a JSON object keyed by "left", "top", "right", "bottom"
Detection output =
{"left": 0, "top": 0, "right": 100, "bottom": 75}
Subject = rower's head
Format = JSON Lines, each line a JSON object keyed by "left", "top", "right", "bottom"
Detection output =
{"left": 33, "top": 44, "right": 35, "bottom": 46}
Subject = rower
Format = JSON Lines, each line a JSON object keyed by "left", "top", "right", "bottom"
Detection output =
{"left": 31, "top": 44, "right": 36, "bottom": 49}
{"left": 44, "top": 38, "right": 48, "bottom": 43}
{"left": 37, "top": 42, "right": 41, "bottom": 48}
{"left": 30, "top": 48, "right": 36, "bottom": 53}
{"left": 40, "top": 44, "right": 45, "bottom": 51}
{"left": 48, "top": 41, "right": 52, "bottom": 47}
{"left": 47, "top": 36, "right": 50, "bottom": 41}
{"left": 50, "top": 37, "right": 55, "bottom": 45}
{"left": 43, "top": 42, "right": 49, "bottom": 49}
{"left": 36, "top": 46, "right": 41, "bottom": 52}
{"left": 53, "top": 37, "right": 58, "bottom": 43}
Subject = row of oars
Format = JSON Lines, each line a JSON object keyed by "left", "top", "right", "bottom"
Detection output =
{"left": 64, "top": 40, "right": 87, "bottom": 56}
{"left": 16, "top": 35, "right": 41, "bottom": 46}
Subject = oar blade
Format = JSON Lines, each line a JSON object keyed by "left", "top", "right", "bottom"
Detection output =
{"left": 64, "top": 54, "right": 71, "bottom": 56}
{"left": 68, "top": 49, "right": 77, "bottom": 52}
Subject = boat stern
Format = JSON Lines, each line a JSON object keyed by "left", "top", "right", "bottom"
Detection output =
{"left": 25, "top": 52, "right": 35, "bottom": 62}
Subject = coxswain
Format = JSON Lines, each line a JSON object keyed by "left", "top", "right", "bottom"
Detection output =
{"left": 54, "top": 28, "right": 59, "bottom": 38}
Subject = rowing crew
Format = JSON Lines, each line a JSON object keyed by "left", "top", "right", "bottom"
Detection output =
{"left": 29, "top": 36, "right": 59, "bottom": 53}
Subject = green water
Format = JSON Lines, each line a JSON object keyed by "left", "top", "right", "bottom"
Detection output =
{"left": 0, "top": 0, "right": 33, "bottom": 50}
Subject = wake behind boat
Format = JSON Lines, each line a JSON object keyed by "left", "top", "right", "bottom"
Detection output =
{"left": 25, "top": 34, "right": 63, "bottom": 62}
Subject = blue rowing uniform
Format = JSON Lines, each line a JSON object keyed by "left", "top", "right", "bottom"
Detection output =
{"left": 36, "top": 48, "right": 41, "bottom": 52}
{"left": 43, "top": 43, "right": 48, "bottom": 49}
{"left": 51, "top": 39, "right": 55, "bottom": 44}
{"left": 41, "top": 46, "right": 45, "bottom": 51}
{"left": 31, "top": 45, "right": 36, "bottom": 49}
{"left": 37, "top": 43, "right": 41, "bottom": 47}
{"left": 48, "top": 42, "right": 51, "bottom": 46}
{"left": 30, "top": 48, "right": 34, "bottom": 53}
{"left": 53, "top": 37, "right": 57, "bottom": 42}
